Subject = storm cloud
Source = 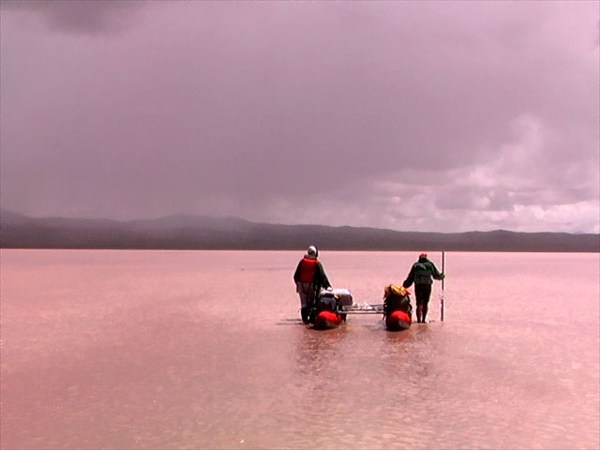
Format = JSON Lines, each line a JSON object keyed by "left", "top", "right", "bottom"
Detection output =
{"left": 1, "top": 1, "right": 598, "bottom": 232}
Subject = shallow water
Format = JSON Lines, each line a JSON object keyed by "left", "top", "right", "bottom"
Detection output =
{"left": 1, "top": 250, "right": 598, "bottom": 449}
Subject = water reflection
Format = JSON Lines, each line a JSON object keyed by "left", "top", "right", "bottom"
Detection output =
{"left": 294, "top": 326, "right": 348, "bottom": 380}
{"left": 2, "top": 250, "right": 598, "bottom": 450}
{"left": 382, "top": 324, "right": 435, "bottom": 379}
{"left": 286, "top": 320, "right": 447, "bottom": 449}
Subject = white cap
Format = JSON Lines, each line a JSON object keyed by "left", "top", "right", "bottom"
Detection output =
{"left": 307, "top": 246, "right": 318, "bottom": 257}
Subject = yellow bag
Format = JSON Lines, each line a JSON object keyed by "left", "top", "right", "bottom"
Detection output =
{"left": 384, "top": 284, "right": 410, "bottom": 298}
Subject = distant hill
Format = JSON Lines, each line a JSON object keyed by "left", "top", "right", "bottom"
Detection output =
{"left": 0, "top": 209, "right": 598, "bottom": 252}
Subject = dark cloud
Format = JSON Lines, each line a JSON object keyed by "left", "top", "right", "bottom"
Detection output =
{"left": 1, "top": 0, "right": 145, "bottom": 35}
{"left": 0, "top": 1, "right": 598, "bottom": 232}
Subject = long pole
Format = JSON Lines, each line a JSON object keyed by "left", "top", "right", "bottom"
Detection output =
{"left": 441, "top": 251, "right": 445, "bottom": 322}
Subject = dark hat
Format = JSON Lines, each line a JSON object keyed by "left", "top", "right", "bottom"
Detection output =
{"left": 419, "top": 253, "right": 427, "bottom": 259}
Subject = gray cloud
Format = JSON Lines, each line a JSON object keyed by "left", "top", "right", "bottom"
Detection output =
{"left": 1, "top": 1, "right": 598, "bottom": 232}
{"left": 1, "top": 0, "right": 146, "bottom": 35}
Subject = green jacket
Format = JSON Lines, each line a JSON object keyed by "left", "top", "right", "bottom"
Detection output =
{"left": 402, "top": 257, "right": 444, "bottom": 287}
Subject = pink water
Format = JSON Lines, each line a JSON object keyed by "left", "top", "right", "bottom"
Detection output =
{"left": 1, "top": 250, "right": 599, "bottom": 449}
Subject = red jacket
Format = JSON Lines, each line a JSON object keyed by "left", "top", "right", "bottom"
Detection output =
{"left": 293, "top": 256, "right": 331, "bottom": 288}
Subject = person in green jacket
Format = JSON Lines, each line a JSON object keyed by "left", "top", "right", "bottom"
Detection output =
{"left": 402, "top": 253, "right": 445, "bottom": 323}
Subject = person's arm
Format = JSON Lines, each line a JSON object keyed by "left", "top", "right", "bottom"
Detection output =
{"left": 317, "top": 262, "right": 331, "bottom": 289}
{"left": 430, "top": 262, "right": 445, "bottom": 280}
{"left": 402, "top": 266, "right": 415, "bottom": 288}
{"left": 293, "top": 261, "right": 302, "bottom": 283}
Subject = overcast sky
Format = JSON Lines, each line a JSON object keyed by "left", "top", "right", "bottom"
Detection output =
{"left": 1, "top": 1, "right": 598, "bottom": 233}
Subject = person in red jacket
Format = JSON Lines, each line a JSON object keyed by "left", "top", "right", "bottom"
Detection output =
{"left": 293, "top": 246, "right": 331, "bottom": 323}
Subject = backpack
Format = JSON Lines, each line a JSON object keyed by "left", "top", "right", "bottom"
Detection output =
{"left": 383, "top": 284, "right": 412, "bottom": 314}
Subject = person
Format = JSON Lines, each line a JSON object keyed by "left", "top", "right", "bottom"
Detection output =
{"left": 402, "top": 253, "right": 444, "bottom": 323}
{"left": 293, "top": 246, "right": 331, "bottom": 324}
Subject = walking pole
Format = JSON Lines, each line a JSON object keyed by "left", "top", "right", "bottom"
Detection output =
{"left": 441, "top": 251, "right": 445, "bottom": 322}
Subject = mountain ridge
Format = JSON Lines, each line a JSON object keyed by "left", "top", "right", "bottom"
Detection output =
{"left": 0, "top": 209, "right": 597, "bottom": 252}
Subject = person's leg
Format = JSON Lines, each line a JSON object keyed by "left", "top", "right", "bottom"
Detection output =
{"left": 305, "top": 284, "right": 318, "bottom": 324}
{"left": 421, "top": 284, "right": 432, "bottom": 322}
{"left": 297, "top": 282, "right": 311, "bottom": 323}
{"left": 415, "top": 284, "right": 430, "bottom": 322}
{"left": 413, "top": 285, "right": 419, "bottom": 322}
{"left": 300, "top": 307, "right": 310, "bottom": 323}
{"left": 415, "top": 301, "right": 423, "bottom": 323}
